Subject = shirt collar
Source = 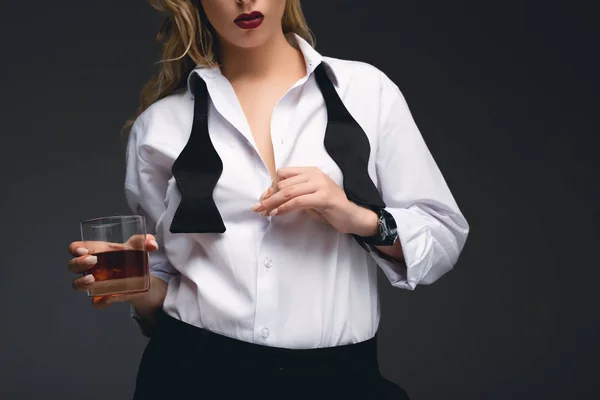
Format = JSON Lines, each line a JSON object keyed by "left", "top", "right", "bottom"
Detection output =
{"left": 187, "top": 33, "right": 337, "bottom": 95}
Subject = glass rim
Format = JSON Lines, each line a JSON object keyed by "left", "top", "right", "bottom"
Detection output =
{"left": 80, "top": 215, "right": 145, "bottom": 227}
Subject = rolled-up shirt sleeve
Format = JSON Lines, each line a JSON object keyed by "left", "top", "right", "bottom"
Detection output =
{"left": 124, "top": 116, "right": 178, "bottom": 334}
{"left": 369, "top": 78, "right": 470, "bottom": 290}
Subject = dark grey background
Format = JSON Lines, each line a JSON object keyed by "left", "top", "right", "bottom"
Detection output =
{"left": 1, "top": 1, "right": 597, "bottom": 399}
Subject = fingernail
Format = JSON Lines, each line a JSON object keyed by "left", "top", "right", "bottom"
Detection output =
{"left": 252, "top": 203, "right": 262, "bottom": 211}
{"left": 82, "top": 274, "right": 95, "bottom": 284}
{"left": 84, "top": 255, "right": 97, "bottom": 265}
{"left": 149, "top": 240, "right": 159, "bottom": 248}
{"left": 76, "top": 248, "right": 89, "bottom": 255}
{"left": 269, "top": 209, "right": 279, "bottom": 217}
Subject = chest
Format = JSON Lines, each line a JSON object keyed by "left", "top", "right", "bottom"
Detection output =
{"left": 206, "top": 84, "right": 343, "bottom": 206}
{"left": 232, "top": 79, "right": 301, "bottom": 179}
{"left": 234, "top": 84, "right": 281, "bottom": 131}
{"left": 163, "top": 76, "right": 381, "bottom": 226}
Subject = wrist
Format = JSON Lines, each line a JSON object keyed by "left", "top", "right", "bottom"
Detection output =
{"left": 131, "top": 275, "right": 167, "bottom": 321}
{"left": 344, "top": 201, "right": 379, "bottom": 237}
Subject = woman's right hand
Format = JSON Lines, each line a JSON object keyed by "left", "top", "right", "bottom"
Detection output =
{"left": 68, "top": 234, "right": 163, "bottom": 309}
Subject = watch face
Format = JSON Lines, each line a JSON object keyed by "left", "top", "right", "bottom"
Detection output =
{"left": 379, "top": 209, "right": 398, "bottom": 244}
{"left": 356, "top": 208, "right": 398, "bottom": 247}
{"left": 378, "top": 215, "right": 387, "bottom": 240}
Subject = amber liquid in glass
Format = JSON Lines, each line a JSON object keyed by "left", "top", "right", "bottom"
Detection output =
{"left": 87, "top": 249, "right": 149, "bottom": 296}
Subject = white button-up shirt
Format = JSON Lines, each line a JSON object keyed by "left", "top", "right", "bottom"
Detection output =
{"left": 124, "top": 34, "right": 469, "bottom": 349}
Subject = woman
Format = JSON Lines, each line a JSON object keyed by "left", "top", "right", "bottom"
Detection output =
{"left": 67, "top": 0, "right": 469, "bottom": 398}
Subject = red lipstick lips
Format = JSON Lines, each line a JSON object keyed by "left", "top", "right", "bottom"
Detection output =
{"left": 234, "top": 11, "right": 264, "bottom": 29}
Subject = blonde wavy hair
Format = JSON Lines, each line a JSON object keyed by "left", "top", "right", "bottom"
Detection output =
{"left": 123, "top": 0, "right": 314, "bottom": 134}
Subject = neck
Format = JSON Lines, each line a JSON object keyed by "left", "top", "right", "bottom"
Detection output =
{"left": 218, "top": 32, "right": 304, "bottom": 82}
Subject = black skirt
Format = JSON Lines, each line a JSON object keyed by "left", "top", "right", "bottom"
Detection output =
{"left": 133, "top": 312, "right": 410, "bottom": 400}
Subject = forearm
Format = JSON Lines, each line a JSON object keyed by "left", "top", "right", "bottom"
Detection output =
{"left": 374, "top": 239, "right": 404, "bottom": 262}
{"left": 130, "top": 274, "right": 168, "bottom": 324}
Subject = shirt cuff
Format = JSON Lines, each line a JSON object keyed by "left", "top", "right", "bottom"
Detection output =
{"left": 368, "top": 208, "right": 435, "bottom": 290}
{"left": 151, "top": 268, "right": 174, "bottom": 284}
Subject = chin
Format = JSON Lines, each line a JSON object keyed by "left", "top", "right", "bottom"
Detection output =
{"left": 224, "top": 31, "right": 272, "bottom": 49}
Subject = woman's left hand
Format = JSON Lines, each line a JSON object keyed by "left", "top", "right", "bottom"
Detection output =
{"left": 252, "top": 167, "right": 377, "bottom": 236}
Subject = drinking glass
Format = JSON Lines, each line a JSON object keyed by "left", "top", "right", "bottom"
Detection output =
{"left": 80, "top": 215, "right": 150, "bottom": 297}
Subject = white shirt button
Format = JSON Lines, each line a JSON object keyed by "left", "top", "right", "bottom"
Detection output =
{"left": 264, "top": 258, "right": 273, "bottom": 268}
{"left": 261, "top": 327, "right": 270, "bottom": 339}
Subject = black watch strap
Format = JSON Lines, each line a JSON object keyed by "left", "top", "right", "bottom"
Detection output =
{"left": 354, "top": 207, "right": 398, "bottom": 248}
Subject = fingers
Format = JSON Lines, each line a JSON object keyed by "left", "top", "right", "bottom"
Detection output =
{"left": 91, "top": 292, "right": 146, "bottom": 309}
{"left": 274, "top": 174, "right": 310, "bottom": 191}
{"left": 69, "top": 235, "right": 156, "bottom": 308}
{"left": 254, "top": 175, "right": 309, "bottom": 207}
{"left": 68, "top": 254, "right": 98, "bottom": 273}
{"left": 268, "top": 167, "right": 316, "bottom": 193}
{"left": 273, "top": 193, "right": 324, "bottom": 216}
{"left": 68, "top": 241, "right": 89, "bottom": 257}
{"left": 145, "top": 234, "right": 159, "bottom": 252}
{"left": 72, "top": 274, "right": 95, "bottom": 292}
{"left": 259, "top": 187, "right": 275, "bottom": 202}
{"left": 69, "top": 240, "right": 125, "bottom": 257}
{"left": 253, "top": 185, "right": 286, "bottom": 212}
{"left": 125, "top": 234, "right": 159, "bottom": 252}
{"left": 274, "top": 167, "right": 317, "bottom": 181}
{"left": 71, "top": 234, "right": 157, "bottom": 260}
{"left": 255, "top": 182, "right": 317, "bottom": 216}
{"left": 252, "top": 167, "right": 323, "bottom": 214}
{"left": 124, "top": 234, "right": 148, "bottom": 249}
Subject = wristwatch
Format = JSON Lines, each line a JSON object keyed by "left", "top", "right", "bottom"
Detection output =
{"left": 354, "top": 207, "right": 398, "bottom": 248}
